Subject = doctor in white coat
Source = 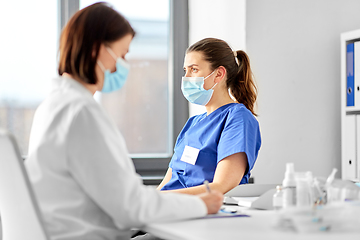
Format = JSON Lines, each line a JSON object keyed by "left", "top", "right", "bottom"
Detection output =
{"left": 25, "top": 2, "right": 223, "bottom": 240}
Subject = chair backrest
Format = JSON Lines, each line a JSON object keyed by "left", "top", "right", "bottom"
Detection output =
{"left": 0, "top": 129, "right": 49, "bottom": 240}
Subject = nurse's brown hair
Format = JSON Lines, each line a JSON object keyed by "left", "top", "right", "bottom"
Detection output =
{"left": 58, "top": 2, "right": 135, "bottom": 84}
{"left": 186, "top": 38, "right": 258, "bottom": 116}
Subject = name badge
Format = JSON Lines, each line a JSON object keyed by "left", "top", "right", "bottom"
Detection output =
{"left": 180, "top": 145, "right": 200, "bottom": 165}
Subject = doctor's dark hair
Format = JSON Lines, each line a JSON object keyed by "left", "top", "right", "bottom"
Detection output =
{"left": 58, "top": 2, "right": 135, "bottom": 84}
{"left": 186, "top": 38, "right": 258, "bottom": 116}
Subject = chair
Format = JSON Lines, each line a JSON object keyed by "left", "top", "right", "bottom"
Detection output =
{"left": 0, "top": 129, "right": 49, "bottom": 240}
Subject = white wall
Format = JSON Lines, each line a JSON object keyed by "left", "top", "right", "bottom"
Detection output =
{"left": 247, "top": 0, "right": 360, "bottom": 183}
{"left": 189, "top": 0, "right": 360, "bottom": 184}
{"left": 188, "top": 0, "right": 246, "bottom": 116}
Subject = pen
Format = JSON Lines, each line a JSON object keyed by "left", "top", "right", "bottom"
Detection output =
{"left": 203, "top": 180, "right": 211, "bottom": 193}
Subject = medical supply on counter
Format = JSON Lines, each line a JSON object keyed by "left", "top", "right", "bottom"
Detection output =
{"left": 273, "top": 201, "right": 360, "bottom": 233}
{"left": 326, "top": 168, "right": 337, "bottom": 185}
{"left": 327, "top": 178, "right": 360, "bottom": 203}
{"left": 273, "top": 167, "right": 360, "bottom": 233}
{"left": 313, "top": 177, "right": 326, "bottom": 204}
{"left": 273, "top": 185, "right": 283, "bottom": 210}
{"left": 282, "top": 163, "right": 296, "bottom": 208}
{"left": 295, "top": 172, "right": 314, "bottom": 207}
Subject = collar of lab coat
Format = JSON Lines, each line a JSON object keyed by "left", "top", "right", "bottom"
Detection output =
{"left": 52, "top": 76, "right": 94, "bottom": 99}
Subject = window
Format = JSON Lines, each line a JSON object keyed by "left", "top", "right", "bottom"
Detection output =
{"left": 0, "top": 0, "right": 58, "bottom": 154}
{"left": 81, "top": 0, "right": 172, "bottom": 157}
{"left": 1, "top": 0, "right": 189, "bottom": 181}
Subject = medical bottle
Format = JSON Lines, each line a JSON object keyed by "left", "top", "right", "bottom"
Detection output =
{"left": 282, "top": 163, "right": 296, "bottom": 208}
{"left": 296, "top": 171, "right": 313, "bottom": 207}
{"left": 273, "top": 185, "right": 283, "bottom": 210}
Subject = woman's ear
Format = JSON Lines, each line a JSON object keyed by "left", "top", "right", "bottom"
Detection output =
{"left": 215, "top": 66, "right": 227, "bottom": 83}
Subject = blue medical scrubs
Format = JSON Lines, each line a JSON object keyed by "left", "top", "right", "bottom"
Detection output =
{"left": 161, "top": 103, "right": 261, "bottom": 190}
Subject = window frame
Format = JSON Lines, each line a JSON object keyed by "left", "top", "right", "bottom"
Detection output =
{"left": 132, "top": 0, "right": 190, "bottom": 181}
{"left": 59, "top": 0, "right": 189, "bottom": 183}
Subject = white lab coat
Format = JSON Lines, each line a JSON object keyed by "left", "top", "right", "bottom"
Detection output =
{"left": 26, "top": 76, "right": 206, "bottom": 240}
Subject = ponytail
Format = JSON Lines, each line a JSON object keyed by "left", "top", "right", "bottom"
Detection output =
{"left": 229, "top": 50, "right": 258, "bottom": 116}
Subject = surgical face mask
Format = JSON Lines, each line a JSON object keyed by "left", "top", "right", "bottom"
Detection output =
{"left": 181, "top": 70, "right": 217, "bottom": 105}
{"left": 97, "top": 47, "right": 130, "bottom": 93}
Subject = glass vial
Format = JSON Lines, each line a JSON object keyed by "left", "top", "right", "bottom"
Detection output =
{"left": 282, "top": 163, "right": 296, "bottom": 208}
{"left": 273, "top": 185, "right": 283, "bottom": 210}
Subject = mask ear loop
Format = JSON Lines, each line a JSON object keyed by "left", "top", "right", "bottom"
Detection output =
{"left": 211, "top": 82, "right": 218, "bottom": 90}
{"left": 207, "top": 69, "right": 218, "bottom": 90}
{"left": 98, "top": 47, "right": 122, "bottom": 73}
{"left": 106, "top": 47, "right": 119, "bottom": 60}
{"left": 97, "top": 60, "right": 106, "bottom": 72}
{"left": 97, "top": 46, "right": 116, "bottom": 72}
{"left": 204, "top": 70, "right": 216, "bottom": 80}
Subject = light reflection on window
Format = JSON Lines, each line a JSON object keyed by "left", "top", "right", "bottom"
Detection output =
{"left": 0, "top": 0, "right": 58, "bottom": 154}
{"left": 81, "top": 0, "right": 171, "bottom": 157}
{"left": 0, "top": 0, "right": 171, "bottom": 158}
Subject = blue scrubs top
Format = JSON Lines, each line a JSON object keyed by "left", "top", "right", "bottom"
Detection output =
{"left": 161, "top": 103, "right": 261, "bottom": 191}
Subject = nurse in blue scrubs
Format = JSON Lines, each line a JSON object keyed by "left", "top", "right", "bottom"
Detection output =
{"left": 157, "top": 38, "right": 261, "bottom": 195}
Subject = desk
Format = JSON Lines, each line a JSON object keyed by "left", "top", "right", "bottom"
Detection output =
{"left": 144, "top": 206, "right": 360, "bottom": 240}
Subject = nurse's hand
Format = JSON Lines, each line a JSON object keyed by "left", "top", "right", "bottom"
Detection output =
{"left": 198, "top": 190, "right": 223, "bottom": 214}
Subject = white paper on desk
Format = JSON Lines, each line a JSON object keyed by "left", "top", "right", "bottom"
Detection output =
{"left": 202, "top": 210, "right": 250, "bottom": 219}
{"left": 225, "top": 183, "right": 278, "bottom": 197}
{"left": 232, "top": 197, "right": 259, "bottom": 208}
{"left": 226, "top": 189, "right": 276, "bottom": 210}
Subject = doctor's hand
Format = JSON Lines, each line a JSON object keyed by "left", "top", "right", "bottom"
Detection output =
{"left": 198, "top": 190, "right": 223, "bottom": 214}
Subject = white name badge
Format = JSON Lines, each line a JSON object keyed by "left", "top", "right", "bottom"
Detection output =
{"left": 180, "top": 145, "right": 200, "bottom": 165}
